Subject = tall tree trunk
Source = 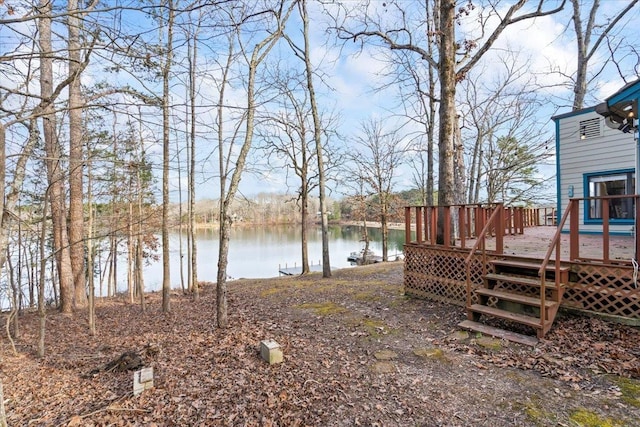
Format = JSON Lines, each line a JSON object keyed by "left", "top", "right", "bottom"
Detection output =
{"left": 217, "top": 3, "right": 295, "bottom": 327}
{"left": 177, "top": 129, "right": 185, "bottom": 293}
{"left": 87, "top": 170, "right": 96, "bottom": 335}
{"left": 453, "top": 112, "right": 465, "bottom": 204}
{"left": 427, "top": 0, "right": 438, "bottom": 206}
{"left": 216, "top": 40, "right": 232, "bottom": 328}
{"left": 571, "top": 0, "right": 591, "bottom": 111}
{"left": 68, "top": 0, "right": 86, "bottom": 309}
{"left": 0, "top": 125, "right": 5, "bottom": 273}
{"left": 127, "top": 176, "right": 134, "bottom": 302}
{"left": 136, "top": 107, "right": 146, "bottom": 311}
{"left": 108, "top": 233, "right": 117, "bottom": 297}
{"left": 300, "top": 0, "right": 331, "bottom": 277}
{"left": 188, "top": 31, "right": 199, "bottom": 299}
{"left": 136, "top": 185, "right": 146, "bottom": 312}
{"left": 39, "top": 0, "right": 74, "bottom": 313}
{"left": 161, "top": 0, "right": 175, "bottom": 313}
{"left": 37, "top": 187, "right": 49, "bottom": 357}
{"left": 436, "top": 0, "right": 457, "bottom": 243}
{"left": 217, "top": 49, "right": 262, "bottom": 326}
{"left": 381, "top": 197, "right": 388, "bottom": 261}
{"left": 300, "top": 183, "right": 309, "bottom": 274}
{"left": 467, "top": 133, "right": 481, "bottom": 204}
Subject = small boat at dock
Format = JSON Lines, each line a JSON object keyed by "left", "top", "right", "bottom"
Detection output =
{"left": 347, "top": 249, "right": 382, "bottom": 264}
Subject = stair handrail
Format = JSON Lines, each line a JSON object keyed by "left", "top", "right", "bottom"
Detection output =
{"left": 538, "top": 199, "right": 574, "bottom": 328}
{"left": 464, "top": 203, "right": 504, "bottom": 309}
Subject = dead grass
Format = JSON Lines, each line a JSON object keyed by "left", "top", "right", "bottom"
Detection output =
{"left": 2, "top": 261, "right": 640, "bottom": 426}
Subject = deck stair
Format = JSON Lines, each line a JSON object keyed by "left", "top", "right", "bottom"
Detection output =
{"left": 460, "top": 259, "right": 569, "bottom": 344}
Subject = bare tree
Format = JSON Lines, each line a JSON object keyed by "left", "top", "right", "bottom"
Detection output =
{"left": 395, "top": 48, "right": 437, "bottom": 206}
{"left": 185, "top": 12, "right": 202, "bottom": 299}
{"left": 38, "top": 0, "right": 74, "bottom": 313}
{"left": 483, "top": 135, "right": 553, "bottom": 205}
{"left": 216, "top": 1, "right": 296, "bottom": 328}
{"left": 67, "top": 0, "right": 97, "bottom": 310}
{"left": 331, "top": 0, "right": 566, "bottom": 240}
{"left": 160, "top": 0, "right": 175, "bottom": 313}
{"left": 458, "top": 51, "right": 553, "bottom": 204}
{"left": 299, "top": 0, "right": 331, "bottom": 277}
{"left": 348, "top": 119, "right": 405, "bottom": 262}
{"left": 570, "top": 0, "right": 639, "bottom": 110}
{"left": 258, "top": 64, "right": 338, "bottom": 274}
{"left": 259, "top": 75, "right": 317, "bottom": 274}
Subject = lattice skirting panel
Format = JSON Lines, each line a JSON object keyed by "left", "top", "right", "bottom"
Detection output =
{"left": 404, "top": 244, "right": 485, "bottom": 306}
{"left": 404, "top": 245, "right": 640, "bottom": 321}
{"left": 563, "top": 262, "right": 640, "bottom": 319}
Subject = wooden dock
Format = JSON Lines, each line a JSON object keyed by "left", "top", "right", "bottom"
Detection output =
{"left": 278, "top": 263, "right": 323, "bottom": 276}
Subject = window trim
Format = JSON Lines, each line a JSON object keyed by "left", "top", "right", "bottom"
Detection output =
{"left": 583, "top": 169, "right": 635, "bottom": 225}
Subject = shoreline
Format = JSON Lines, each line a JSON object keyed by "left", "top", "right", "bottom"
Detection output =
{"left": 191, "top": 220, "right": 406, "bottom": 231}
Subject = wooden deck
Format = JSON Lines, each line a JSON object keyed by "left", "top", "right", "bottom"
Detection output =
{"left": 465, "top": 226, "right": 636, "bottom": 262}
{"left": 403, "top": 202, "right": 640, "bottom": 341}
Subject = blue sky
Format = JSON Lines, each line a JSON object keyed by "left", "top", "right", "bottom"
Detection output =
{"left": 1, "top": 0, "right": 639, "bottom": 204}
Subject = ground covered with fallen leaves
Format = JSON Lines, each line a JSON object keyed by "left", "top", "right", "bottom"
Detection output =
{"left": 3, "top": 262, "right": 640, "bottom": 426}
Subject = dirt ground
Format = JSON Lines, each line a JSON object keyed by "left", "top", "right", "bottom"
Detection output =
{"left": 2, "top": 261, "right": 640, "bottom": 426}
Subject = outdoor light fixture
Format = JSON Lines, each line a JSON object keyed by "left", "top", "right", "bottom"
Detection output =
{"left": 620, "top": 121, "right": 632, "bottom": 133}
{"left": 596, "top": 100, "right": 638, "bottom": 134}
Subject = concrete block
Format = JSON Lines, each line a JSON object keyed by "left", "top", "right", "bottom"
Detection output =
{"left": 260, "top": 340, "right": 283, "bottom": 364}
{"left": 133, "top": 367, "right": 154, "bottom": 396}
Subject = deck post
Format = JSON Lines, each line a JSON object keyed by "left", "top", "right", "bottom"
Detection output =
{"left": 443, "top": 206, "right": 451, "bottom": 247}
{"left": 424, "top": 207, "right": 430, "bottom": 243}
{"left": 496, "top": 204, "right": 504, "bottom": 254}
{"left": 602, "top": 199, "right": 610, "bottom": 262}
{"left": 474, "top": 205, "right": 482, "bottom": 238}
{"left": 415, "top": 207, "right": 423, "bottom": 244}
{"left": 570, "top": 199, "right": 579, "bottom": 260}
{"left": 459, "top": 206, "right": 466, "bottom": 248}
{"left": 504, "top": 207, "right": 511, "bottom": 235}
{"left": 405, "top": 207, "right": 412, "bottom": 244}
{"left": 430, "top": 207, "right": 438, "bottom": 245}
{"left": 517, "top": 207, "right": 524, "bottom": 234}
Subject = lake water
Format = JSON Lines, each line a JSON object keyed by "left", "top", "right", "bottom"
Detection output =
{"left": 130, "top": 224, "right": 407, "bottom": 292}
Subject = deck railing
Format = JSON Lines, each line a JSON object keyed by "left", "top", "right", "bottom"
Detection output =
{"left": 404, "top": 204, "right": 546, "bottom": 248}
{"left": 542, "top": 195, "right": 640, "bottom": 264}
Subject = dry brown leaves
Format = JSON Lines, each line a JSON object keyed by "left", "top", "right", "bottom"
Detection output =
{"left": 2, "top": 262, "right": 640, "bottom": 426}
{"left": 448, "top": 315, "right": 640, "bottom": 387}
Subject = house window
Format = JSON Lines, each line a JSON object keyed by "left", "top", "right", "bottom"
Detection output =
{"left": 587, "top": 172, "right": 635, "bottom": 220}
{"left": 579, "top": 117, "right": 602, "bottom": 140}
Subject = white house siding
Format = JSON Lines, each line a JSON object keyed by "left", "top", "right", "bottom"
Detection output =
{"left": 556, "top": 109, "right": 636, "bottom": 234}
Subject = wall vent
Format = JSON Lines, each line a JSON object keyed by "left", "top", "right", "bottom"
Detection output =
{"left": 579, "top": 117, "right": 602, "bottom": 140}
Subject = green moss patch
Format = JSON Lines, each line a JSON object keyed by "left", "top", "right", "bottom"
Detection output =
{"left": 370, "top": 361, "right": 396, "bottom": 374}
{"left": 569, "top": 409, "right": 625, "bottom": 427}
{"left": 296, "top": 302, "right": 348, "bottom": 316}
{"left": 260, "top": 287, "right": 285, "bottom": 297}
{"left": 413, "top": 347, "right": 448, "bottom": 363}
{"left": 353, "top": 291, "right": 382, "bottom": 302}
{"left": 374, "top": 349, "right": 398, "bottom": 360}
{"left": 448, "top": 330, "right": 470, "bottom": 341}
{"left": 357, "top": 317, "right": 395, "bottom": 338}
{"left": 522, "top": 402, "right": 556, "bottom": 426}
{"left": 476, "top": 336, "right": 503, "bottom": 351}
{"left": 613, "top": 376, "right": 640, "bottom": 408}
